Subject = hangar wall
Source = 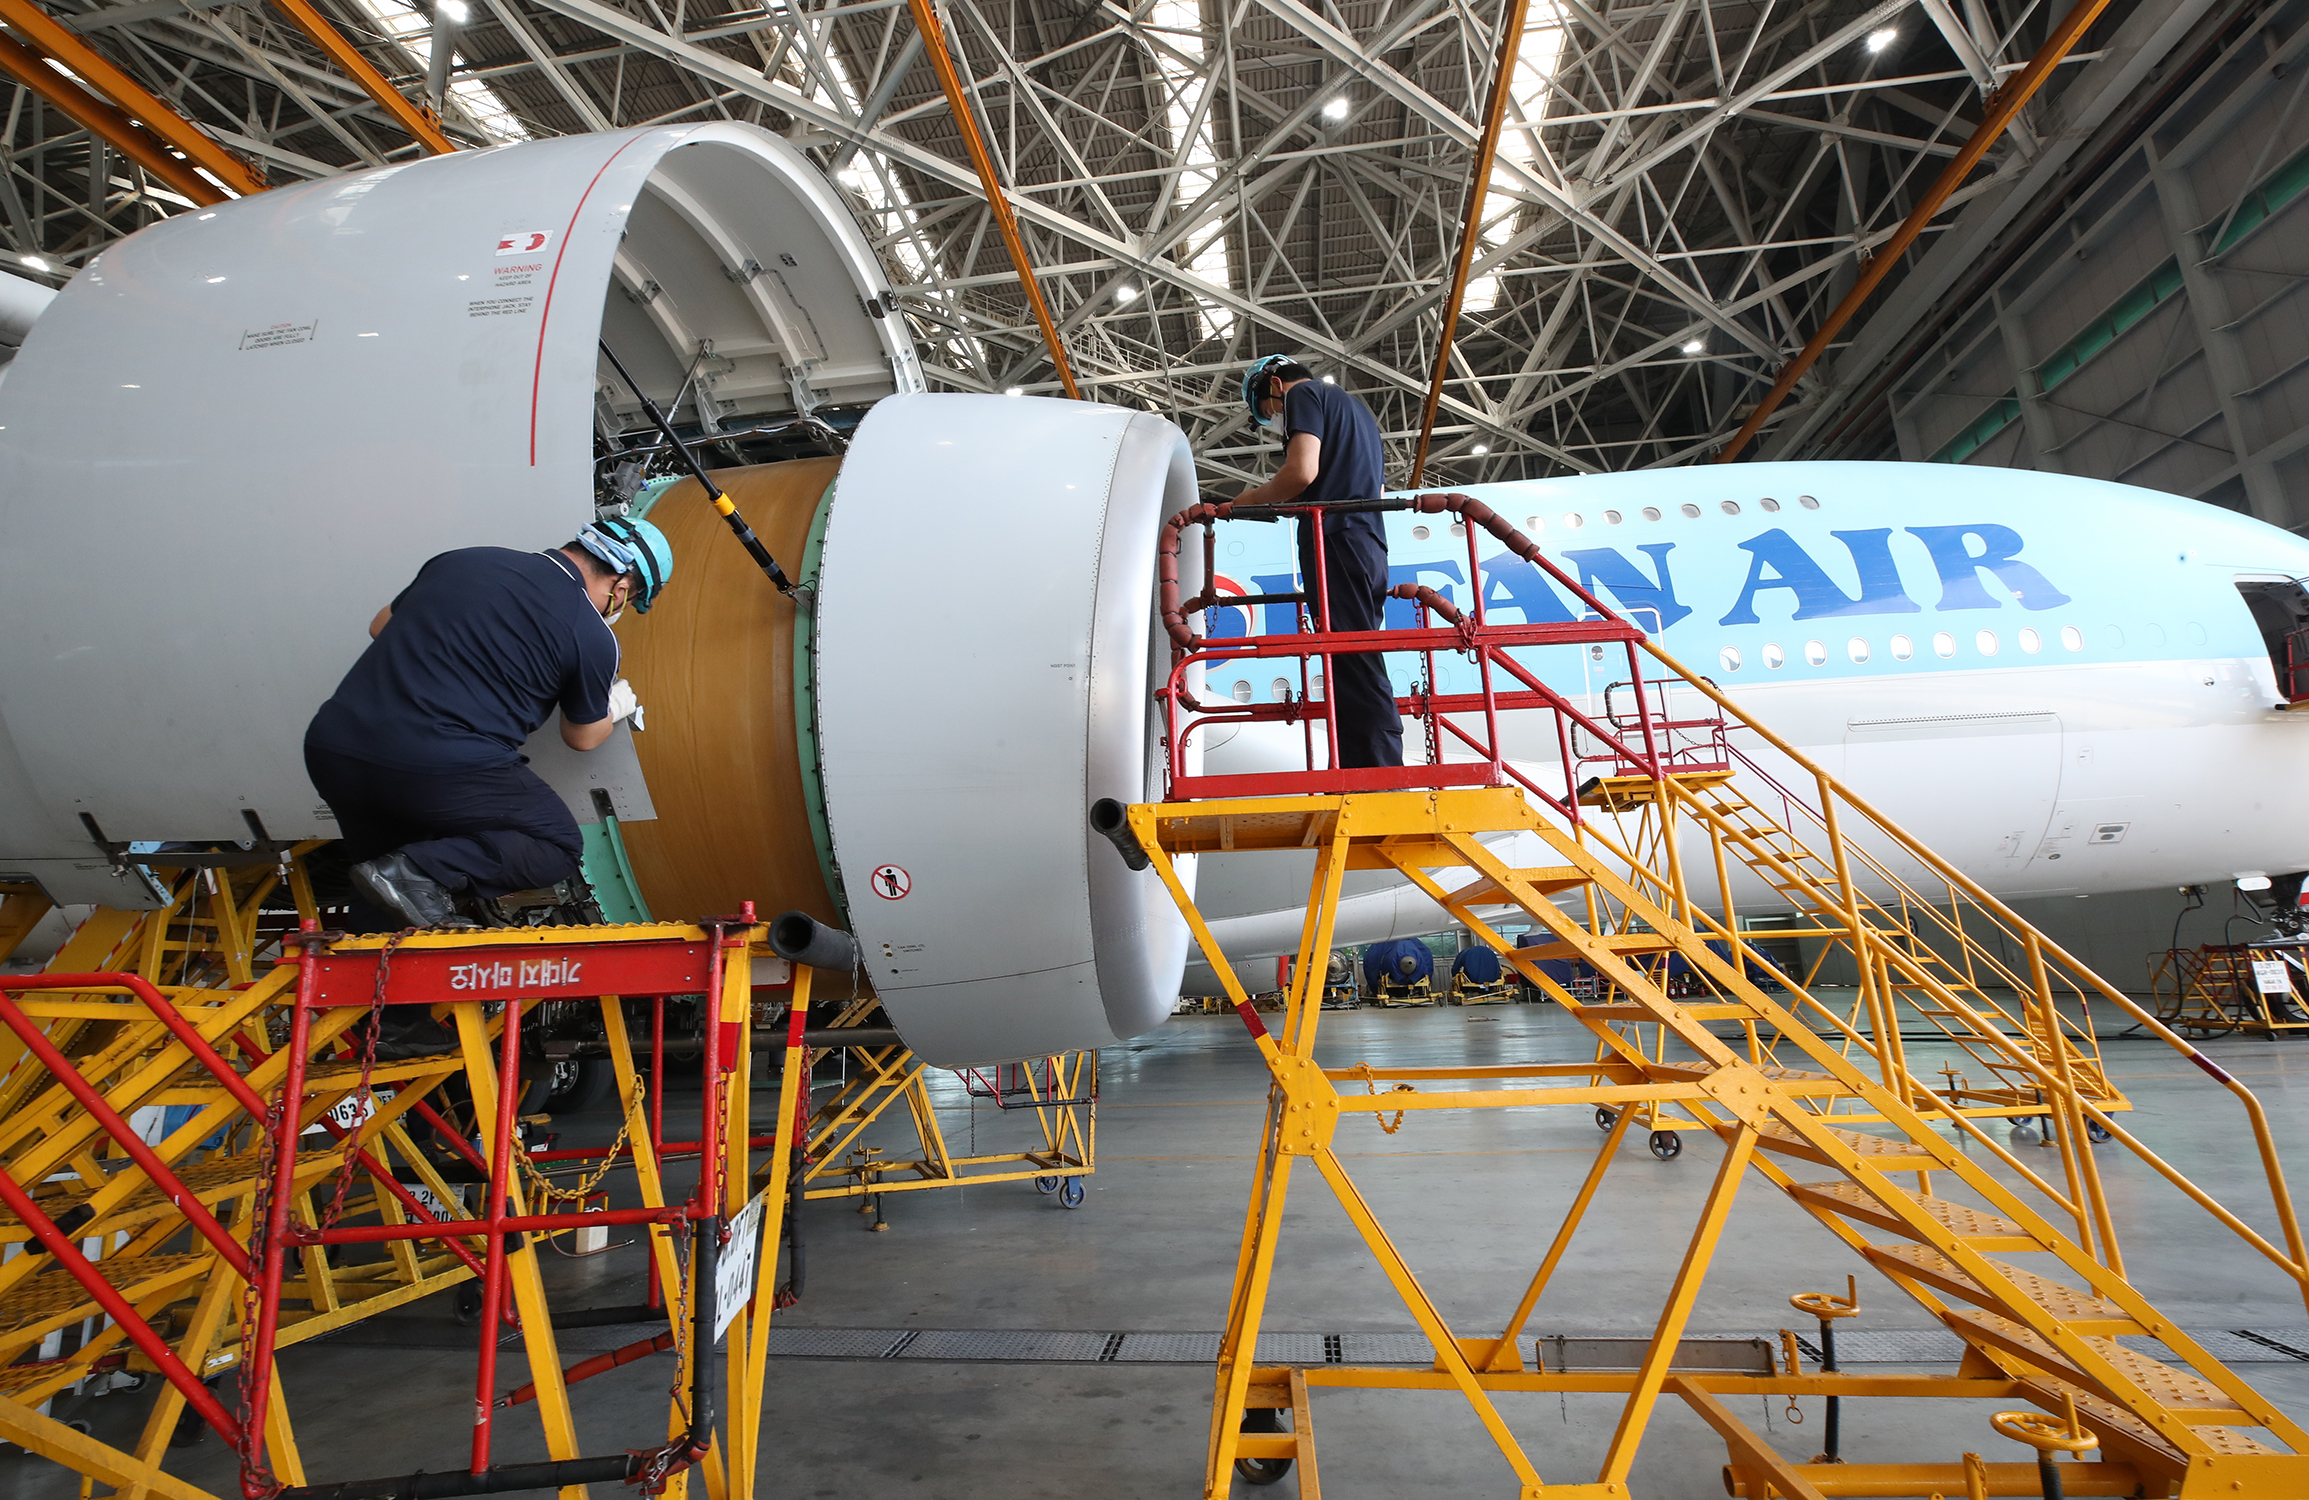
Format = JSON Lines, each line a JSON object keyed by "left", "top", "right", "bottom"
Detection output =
{"left": 1888, "top": 0, "right": 2309, "bottom": 529}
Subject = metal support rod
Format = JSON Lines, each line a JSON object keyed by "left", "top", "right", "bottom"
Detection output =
{"left": 0, "top": 990, "right": 253, "bottom": 1278}
{"left": 1407, "top": 0, "right": 1534, "bottom": 487}
{"left": 900, "top": 0, "right": 1080, "bottom": 398}
{"left": 0, "top": 1159, "right": 245, "bottom": 1445}
{"left": 469, "top": 994, "right": 527, "bottom": 1474}
{"left": 1713, "top": 0, "right": 2119, "bottom": 464}
{"left": 1819, "top": 1316, "right": 1841, "bottom": 1463}
{"left": 0, "top": 0, "right": 266, "bottom": 196}
{"left": 262, "top": 0, "right": 458, "bottom": 153}
{"left": 0, "top": 32, "right": 229, "bottom": 206}
{"left": 425, "top": 1, "right": 457, "bottom": 110}
{"left": 597, "top": 338, "right": 798, "bottom": 596}
{"left": 243, "top": 935, "right": 323, "bottom": 1498}
{"left": 830, "top": 31, "right": 925, "bottom": 170}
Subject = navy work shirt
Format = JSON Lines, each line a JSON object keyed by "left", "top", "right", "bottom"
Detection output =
{"left": 306, "top": 547, "right": 618, "bottom": 773}
{"left": 1283, "top": 379, "right": 1388, "bottom": 595}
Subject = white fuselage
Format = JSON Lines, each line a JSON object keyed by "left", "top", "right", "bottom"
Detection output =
{"left": 1186, "top": 464, "right": 2309, "bottom": 964}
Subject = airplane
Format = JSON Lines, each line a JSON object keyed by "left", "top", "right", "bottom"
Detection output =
{"left": 0, "top": 121, "right": 2302, "bottom": 1066}
{"left": 1182, "top": 465, "right": 2309, "bottom": 970}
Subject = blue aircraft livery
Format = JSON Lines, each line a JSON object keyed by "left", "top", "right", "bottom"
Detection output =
{"left": 1193, "top": 461, "right": 2309, "bottom": 704}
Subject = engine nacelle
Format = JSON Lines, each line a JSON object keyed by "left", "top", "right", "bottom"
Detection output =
{"left": 0, "top": 124, "right": 1191, "bottom": 1065}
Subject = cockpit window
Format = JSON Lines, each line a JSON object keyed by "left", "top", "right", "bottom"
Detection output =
{"left": 2236, "top": 579, "right": 2309, "bottom": 699}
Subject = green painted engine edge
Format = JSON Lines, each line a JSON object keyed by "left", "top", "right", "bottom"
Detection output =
{"left": 792, "top": 473, "right": 850, "bottom": 926}
{"left": 581, "top": 815, "right": 653, "bottom": 923}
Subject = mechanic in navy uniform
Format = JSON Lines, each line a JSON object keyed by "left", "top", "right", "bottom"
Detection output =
{"left": 303, "top": 518, "right": 674, "bottom": 930}
{"left": 1233, "top": 356, "right": 1404, "bottom": 768}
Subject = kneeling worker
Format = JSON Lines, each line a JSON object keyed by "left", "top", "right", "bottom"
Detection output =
{"left": 303, "top": 518, "right": 674, "bottom": 929}
{"left": 1234, "top": 355, "right": 1403, "bottom": 768}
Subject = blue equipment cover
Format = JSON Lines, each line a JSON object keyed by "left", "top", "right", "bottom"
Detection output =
{"left": 1363, "top": 938, "right": 1434, "bottom": 990}
{"left": 1452, "top": 946, "right": 1504, "bottom": 984}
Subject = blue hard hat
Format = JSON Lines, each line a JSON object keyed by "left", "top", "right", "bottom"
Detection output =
{"left": 579, "top": 516, "right": 675, "bottom": 613}
{"left": 1242, "top": 355, "right": 1296, "bottom": 428}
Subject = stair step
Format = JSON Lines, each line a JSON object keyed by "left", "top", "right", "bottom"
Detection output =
{"left": 1444, "top": 867, "right": 1592, "bottom": 907}
{"left": 2019, "top": 1378, "right": 2279, "bottom": 1463}
{"left": 1944, "top": 1308, "right": 2248, "bottom": 1421}
{"left": 1861, "top": 1244, "right": 2142, "bottom": 1332}
{"left": 1515, "top": 934, "right": 1678, "bottom": 964}
{"left": 1756, "top": 1120, "right": 1937, "bottom": 1166}
{"left": 1785, "top": 1181, "right": 2036, "bottom": 1248}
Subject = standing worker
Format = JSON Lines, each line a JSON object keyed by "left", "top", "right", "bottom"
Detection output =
{"left": 303, "top": 518, "right": 673, "bottom": 930}
{"left": 1233, "top": 355, "right": 1404, "bottom": 768}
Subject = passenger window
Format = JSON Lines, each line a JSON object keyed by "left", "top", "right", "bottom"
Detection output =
{"left": 2235, "top": 579, "right": 2309, "bottom": 699}
{"left": 1890, "top": 634, "right": 1913, "bottom": 661}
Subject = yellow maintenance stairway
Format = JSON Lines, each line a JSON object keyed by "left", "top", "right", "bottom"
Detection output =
{"left": 1134, "top": 497, "right": 2309, "bottom": 1500}
{"left": 1135, "top": 782, "right": 2309, "bottom": 1498}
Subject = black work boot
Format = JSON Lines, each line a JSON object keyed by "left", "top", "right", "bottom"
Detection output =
{"left": 349, "top": 852, "right": 475, "bottom": 930}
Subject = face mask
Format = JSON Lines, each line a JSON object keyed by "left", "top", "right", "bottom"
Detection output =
{"left": 602, "top": 606, "right": 624, "bottom": 626}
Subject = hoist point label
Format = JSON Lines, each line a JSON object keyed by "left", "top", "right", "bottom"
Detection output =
{"left": 871, "top": 865, "right": 911, "bottom": 900}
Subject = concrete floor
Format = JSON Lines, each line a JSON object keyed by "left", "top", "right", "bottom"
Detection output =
{"left": 14, "top": 1002, "right": 2309, "bottom": 1498}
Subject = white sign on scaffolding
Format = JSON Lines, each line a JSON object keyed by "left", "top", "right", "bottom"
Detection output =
{"left": 2254, "top": 960, "right": 2292, "bottom": 996}
{"left": 713, "top": 1187, "right": 772, "bottom": 1343}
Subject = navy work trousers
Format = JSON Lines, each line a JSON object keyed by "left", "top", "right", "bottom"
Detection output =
{"left": 305, "top": 741, "right": 584, "bottom": 904}
{"left": 1296, "top": 520, "right": 1405, "bottom": 769}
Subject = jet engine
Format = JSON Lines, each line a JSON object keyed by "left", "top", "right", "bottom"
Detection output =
{"left": 0, "top": 123, "right": 1194, "bottom": 1066}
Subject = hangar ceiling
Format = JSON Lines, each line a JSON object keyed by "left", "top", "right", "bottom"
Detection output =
{"left": 0, "top": 0, "right": 2302, "bottom": 517}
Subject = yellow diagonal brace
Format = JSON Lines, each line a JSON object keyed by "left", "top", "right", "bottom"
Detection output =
{"left": 0, "top": 0, "right": 263, "bottom": 195}
{"left": 261, "top": 0, "right": 455, "bottom": 153}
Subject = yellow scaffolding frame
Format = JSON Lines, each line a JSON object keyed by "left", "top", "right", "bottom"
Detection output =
{"left": 0, "top": 866, "right": 815, "bottom": 1500}
{"left": 790, "top": 1012, "right": 1095, "bottom": 1214}
{"left": 1132, "top": 769, "right": 2309, "bottom": 1497}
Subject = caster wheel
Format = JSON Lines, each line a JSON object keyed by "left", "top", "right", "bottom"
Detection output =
{"left": 454, "top": 1281, "right": 486, "bottom": 1326}
{"left": 1058, "top": 1177, "right": 1086, "bottom": 1209}
{"left": 1235, "top": 1407, "right": 1292, "bottom": 1485}
{"left": 2086, "top": 1120, "right": 2111, "bottom": 1143}
{"left": 2009, "top": 1123, "right": 2041, "bottom": 1146}
{"left": 1648, "top": 1130, "right": 1682, "bottom": 1160}
{"left": 1035, "top": 1175, "right": 1062, "bottom": 1195}
{"left": 1595, "top": 1107, "right": 1619, "bottom": 1132}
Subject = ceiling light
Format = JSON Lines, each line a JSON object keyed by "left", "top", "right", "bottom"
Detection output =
{"left": 206, "top": 276, "right": 225, "bottom": 283}
{"left": 1322, "top": 97, "right": 1349, "bottom": 121}
{"left": 1865, "top": 27, "right": 1895, "bottom": 51}
{"left": 1681, "top": 338, "right": 1705, "bottom": 354}
{"left": 1004, "top": 387, "right": 1023, "bottom": 397}
{"left": 1471, "top": 444, "right": 1489, "bottom": 455}
{"left": 437, "top": 0, "right": 468, "bottom": 20}
{"left": 1116, "top": 285, "right": 1139, "bottom": 303}
{"left": 1320, "top": 374, "right": 1335, "bottom": 384}
{"left": 18, "top": 254, "right": 48, "bottom": 272}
